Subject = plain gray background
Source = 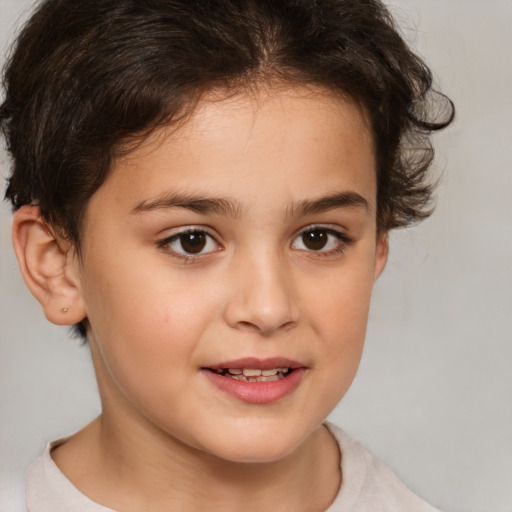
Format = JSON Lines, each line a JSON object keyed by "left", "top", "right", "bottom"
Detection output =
{"left": 1, "top": 0, "right": 511, "bottom": 511}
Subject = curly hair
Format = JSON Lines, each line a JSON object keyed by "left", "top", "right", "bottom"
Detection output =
{"left": 1, "top": 0, "right": 454, "bottom": 337}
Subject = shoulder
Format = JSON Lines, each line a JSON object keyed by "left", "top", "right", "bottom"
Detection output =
{"left": 25, "top": 438, "right": 114, "bottom": 512}
{"left": 325, "top": 423, "right": 442, "bottom": 512}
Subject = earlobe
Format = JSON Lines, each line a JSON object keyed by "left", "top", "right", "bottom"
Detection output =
{"left": 373, "top": 232, "right": 389, "bottom": 280}
{"left": 12, "top": 205, "right": 87, "bottom": 326}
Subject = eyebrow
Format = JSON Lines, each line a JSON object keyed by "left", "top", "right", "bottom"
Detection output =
{"left": 288, "top": 191, "right": 370, "bottom": 217}
{"left": 131, "top": 193, "right": 243, "bottom": 218}
{"left": 131, "top": 190, "right": 370, "bottom": 218}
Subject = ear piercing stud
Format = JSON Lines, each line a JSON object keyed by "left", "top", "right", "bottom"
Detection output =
{"left": 61, "top": 307, "right": 69, "bottom": 313}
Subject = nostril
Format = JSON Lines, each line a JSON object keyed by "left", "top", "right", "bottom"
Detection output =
{"left": 237, "top": 320, "right": 260, "bottom": 331}
{"left": 235, "top": 318, "right": 297, "bottom": 336}
{"left": 223, "top": 282, "right": 300, "bottom": 335}
{"left": 281, "top": 320, "right": 297, "bottom": 331}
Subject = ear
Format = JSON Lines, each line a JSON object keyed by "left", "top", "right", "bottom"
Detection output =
{"left": 373, "top": 231, "right": 389, "bottom": 280}
{"left": 12, "top": 205, "right": 87, "bottom": 326}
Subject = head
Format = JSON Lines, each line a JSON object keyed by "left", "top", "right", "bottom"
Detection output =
{"left": 1, "top": 0, "right": 453, "bottom": 462}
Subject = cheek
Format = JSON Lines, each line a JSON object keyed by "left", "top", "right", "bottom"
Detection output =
{"left": 303, "top": 256, "right": 376, "bottom": 384}
{"left": 81, "top": 255, "right": 217, "bottom": 395}
{"left": 307, "top": 258, "right": 374, "bottom": 331}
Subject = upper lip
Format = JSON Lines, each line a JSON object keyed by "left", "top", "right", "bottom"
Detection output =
{"left": 205, "top": 357, "right": 306, "bottom": 370}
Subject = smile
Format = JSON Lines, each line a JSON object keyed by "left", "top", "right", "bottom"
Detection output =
{"left": 202, "top": 358, "right": 306, "bottom": 404}
{"left": 209, "top": 367, "right": 292, "bottom": 382}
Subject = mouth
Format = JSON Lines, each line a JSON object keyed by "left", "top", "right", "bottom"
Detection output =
{"left": 201, "top": 357, "right": 306, "bottom": 404}
{"left": 206, "top": 367, "right": 293, "bottom": 382}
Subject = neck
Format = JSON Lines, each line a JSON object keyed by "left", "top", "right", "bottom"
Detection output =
{"left": 52, "top": 414, "right": 340, "bottom": 512}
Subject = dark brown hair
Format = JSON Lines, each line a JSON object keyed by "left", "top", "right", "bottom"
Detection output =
{"left": 1, "top": 0, "right": 454, "bottom": 337}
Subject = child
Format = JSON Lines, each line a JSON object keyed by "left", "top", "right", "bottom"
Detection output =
{"left": 1, "top": 0, "right": 454, "bottom": 510}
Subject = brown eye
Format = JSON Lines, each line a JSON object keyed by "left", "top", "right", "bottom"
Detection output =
{"left": 179, "top": 232, "right": 207, "bottom": 254}
{"left": 302, "top": 229, "right": 328, "bottom": 251}
{"left": 164, "top": 229, "right": 219, "bottom": 257}
{"left": 291, "top": 226, "right": 348, "bottom": 254}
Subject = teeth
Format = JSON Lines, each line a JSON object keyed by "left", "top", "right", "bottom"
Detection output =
{"left": 242, "top": 368, "right": 262, "bottom": 377}
{"left": 211, "top": 367, "right": 292, "bottom": 381}
{"left": 215, "top": 367, "right": 292, "bottom": 382}
{"left": 231, "top": 374, "right": 281, "bottom": 382}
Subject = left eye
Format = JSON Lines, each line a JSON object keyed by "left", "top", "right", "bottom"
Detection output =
{"left": 164, "top": 230, "right": 220, "bottom": 256}
{"left": 291, "top": 227, "right": 345, "bottom": 252}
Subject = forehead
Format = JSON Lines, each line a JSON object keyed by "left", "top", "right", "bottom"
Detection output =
{"left": 172, "top": 85, "right": 373, "bottom": 159}
{"left": 86, "top": 86, "right": 377, "bottom": 224}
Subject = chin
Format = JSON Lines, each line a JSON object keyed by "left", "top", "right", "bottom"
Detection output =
{"left": 215, "top": 442, "right": 297, "bottom": 464}
{"left": 199, "top": 421, "right": 313, "bottom": 464}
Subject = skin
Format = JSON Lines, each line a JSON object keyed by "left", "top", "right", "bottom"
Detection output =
{"left": 13, "top": 85, "right": 388, "bottom": 511}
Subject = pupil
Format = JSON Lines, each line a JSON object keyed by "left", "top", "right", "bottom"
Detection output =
{"left": 180, "top": 232, "right": 206, "bottom": 254}
{"left": 303, "top": 229, "right": 327, "bottom": 250}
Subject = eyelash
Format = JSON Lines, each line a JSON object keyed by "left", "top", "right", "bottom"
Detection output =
{"left": 291, "top": 225, "right": 354, "bottom": 257}
{"left": 157, "top": 225, "right": 354, "bottom": 262}
{"left": 157, "top": 228, "right": 221, "bottom": 263}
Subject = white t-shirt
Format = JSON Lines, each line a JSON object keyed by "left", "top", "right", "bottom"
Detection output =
{"left": 25, "top": 423, "right": 441, "bottom": 511}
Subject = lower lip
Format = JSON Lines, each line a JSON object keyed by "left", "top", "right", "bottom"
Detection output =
{"left": 202, "top": 369, "right": 306, "bottom": 404}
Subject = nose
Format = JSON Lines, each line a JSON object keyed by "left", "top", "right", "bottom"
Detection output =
{"left": 223, "top": 251, "right": 300, "bottom": 336}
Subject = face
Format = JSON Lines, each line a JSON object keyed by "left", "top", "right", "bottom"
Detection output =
{"left": 76, "top": 86, "right": 387, "bottom": 463}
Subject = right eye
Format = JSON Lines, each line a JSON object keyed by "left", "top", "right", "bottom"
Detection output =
{"left": 160, "top": 229, "right": 221, "bottom": 258}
